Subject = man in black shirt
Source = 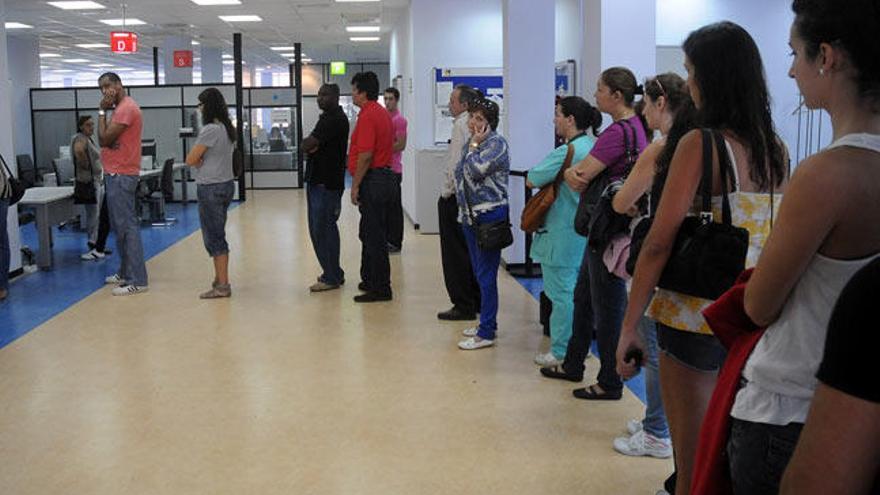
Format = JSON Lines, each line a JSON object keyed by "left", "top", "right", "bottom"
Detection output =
{"left": 302, "top": 83, "right": 350, "bottom": 292}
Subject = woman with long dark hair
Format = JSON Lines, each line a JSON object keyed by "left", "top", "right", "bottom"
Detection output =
{"left": 541, "top": 67, "right": 649, "bottom": 401}
{"left": 740, "top": 1, "right": 880, "bottom": 492}
{"left": 185, "top": 87, "right": 237, "bottom": 299}
{"left": 614, "top": 22, "right": 788, "bottom": 495}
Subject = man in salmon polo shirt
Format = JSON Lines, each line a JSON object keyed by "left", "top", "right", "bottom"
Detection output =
{"left": 383, "top": 86, "right": 407, "bottom": 254}
{"left": 97, "top": 72, "right": 148, "bottom": 296}
{"left": 349, "top": 71, "right": 395, "bottom": 303}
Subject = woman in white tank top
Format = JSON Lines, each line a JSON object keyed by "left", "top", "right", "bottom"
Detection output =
{"left": 730, "top": 1, "right": 880, "bottom": 494}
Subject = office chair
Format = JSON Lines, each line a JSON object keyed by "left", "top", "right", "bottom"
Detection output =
{"left": 138, "top": 158, "right": 176, "bottom": 226}
{"left": 15, "top": 154, "right": 39, "bottom": 188}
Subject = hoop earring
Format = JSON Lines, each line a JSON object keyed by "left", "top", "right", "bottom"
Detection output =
{"left": 819, "top": 68, "right": 826, "bottom": 76}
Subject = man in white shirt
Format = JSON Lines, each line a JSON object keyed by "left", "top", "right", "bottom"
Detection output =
{"left": 437, "top": 85, "right": 481, "bottom": 321}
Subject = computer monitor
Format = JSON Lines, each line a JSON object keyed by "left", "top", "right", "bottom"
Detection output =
{"left": 268, "top": 138, "right": 286, "bottom": 152}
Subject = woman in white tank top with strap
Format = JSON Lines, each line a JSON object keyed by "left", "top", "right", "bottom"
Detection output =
{"left": 729, "top": 1, "right": 880, "bottom": 494}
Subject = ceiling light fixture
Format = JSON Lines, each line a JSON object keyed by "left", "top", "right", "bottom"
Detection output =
{"left": 218, "top": 15, "right": 262, "bottom": 22}
{"left": 335, "top": 0, "right": 381, "bottom": 2}
{"left": 4, "top": 22, "right": 33, "bottom": 29}
{"left": 90, "top": 63, "right": 113, "bottom": 67}
{"left": 270, "top": 46, "right": 295, "bottom": 51}
{"left": 63, "top": 58, "right": 90, "bottom": 63}
{"left": 346, "top": 26, "right": 380, "bottom": 33}
{"left": 76, "top": 43, "right": 109, "bottom": 48}
{"left": 280, "top": 53, "right": 295, "bottom": 58}
{"left": 191, "top": 41, "right": 200, "bottom": 45}
{"left": 47, "top": 1, "right": 105, "bottom": 9}
{"left": 40, "top": 53, "right": 62, "bottom": 58}
{"left": 222, "top": 54, "right": 233, "bottom": 59}
{"left": 100, "top": 18, "right": 147, "bottom": 26}
{"left": 350, "top": 36, "right": 380, "bottom": 42}
{"left": 190, "top": 0, "right": 241, "bottom": 4}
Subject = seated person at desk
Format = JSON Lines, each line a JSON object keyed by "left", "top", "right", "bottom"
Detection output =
{"left": 268, "top": 126, "right": 286, "bottom": 152}
{"left": 71, "top": 115, "right": 112, "bottom": 261}
{"left": 185, "top": 88, "right": 236, "bottom": 299}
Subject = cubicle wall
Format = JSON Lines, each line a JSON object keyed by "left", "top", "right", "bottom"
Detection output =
{"left": 30, "top": 83, "right": 306, "bottom": 191}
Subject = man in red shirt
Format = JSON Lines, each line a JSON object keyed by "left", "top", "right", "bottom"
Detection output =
{"left": 97, "top": 72, "right": 148, "bottom": 296}
{"left": 348, "top": 71, "right": 395, "bottom": 302}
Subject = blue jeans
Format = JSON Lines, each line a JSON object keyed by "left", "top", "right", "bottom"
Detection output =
{"left": 0, "top": 199, "right": 9, "bottom": 291}
{"left": 197, "top": 181, "right": 234, "bottom": 257}
{"left": 639, "top": 316, "right": 670, "bottom": 439}
{"left": 307, "top": 183, "right": 344, "bottom": 285}
{"left": 105, "top": 174, "right": 148, "bottom": 287}
{"left": 461, "top": 205, "right": 508, "bottom": 340}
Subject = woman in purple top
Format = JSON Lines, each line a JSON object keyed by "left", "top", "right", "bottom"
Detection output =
{"left": 540, "top": 67, "right": 649, "bottom": 401}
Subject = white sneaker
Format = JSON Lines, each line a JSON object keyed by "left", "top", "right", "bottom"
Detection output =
{"left": 656, "top": 491, "right": 671, "bottom": 495}
{"left": 462, "top": 327, "right": 478, "bottom": 337}
{"left": 458, "top": 336, "right": 494, "bottom": 350}
{"left": 81, "top": 249, "right": 106, "bottom": 261}
{"left": 111, "top": 284, "right": 149, "bottom": 296}
{"left": 105, "top": 274, "right": 126, "bottom": 285}
{"left": 534, "top": 352, "right": 562, "bottom": 367}
{"left": 612, "top": 430, "right": 673, "bottom": 459}
{"left": 626, "top": 419, "right": 644, "bottom": 436}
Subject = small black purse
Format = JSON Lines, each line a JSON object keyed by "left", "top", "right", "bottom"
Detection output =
{"left": 462, "top": 175, "right": 513, "bottom": 251}
{"left": 0, "top": 153, "right": 26, "bottom": 206}
{"left": 629, "top": 129, "right": 749, "bottom": 300}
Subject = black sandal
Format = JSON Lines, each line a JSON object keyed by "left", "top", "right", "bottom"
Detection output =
{"left": 540, "top": 365, "right": 583, "bottom": 382}
{"left": 572, "top": 384, "right": 622, "bottom": 401}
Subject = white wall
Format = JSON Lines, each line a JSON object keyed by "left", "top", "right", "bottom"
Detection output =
{"left": 7, "top": 34, "right": 39, "bottom": 159}
{"left": 555, "top": 0, "right": 583, "bottom": 94}
{"left": 655, "top": 0, "right": 823, "bottom": 162}
{"left": 0, "top": 0, "right": 24, "bottom": 273}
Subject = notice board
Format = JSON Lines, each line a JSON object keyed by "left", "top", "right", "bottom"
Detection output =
{"left": 433, "top": 67, "right": 504, "bottom": 144}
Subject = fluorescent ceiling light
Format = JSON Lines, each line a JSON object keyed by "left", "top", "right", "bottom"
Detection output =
{"left": 222, "top": 60, "right": 234, "bottom": 64}
{"left": 280, "top": 53, "right": 295, "bottom": 57}
{"left": 346, "top": 26, "right": 380, "bottom": 33}
{"left": 63, "top": 58, "right": 90, "bottom": 63}
{"left": 47, "top": 1, "right": 106, "bottom": 9}
{"left": 218, "top": 15, "right": 262, "bottom": 22}
{"left": 4, "top": 22, "right": 33, "bottom": 29}
{"left": 190, "top": 0, "right": 241, "bottom": 4}
{"left": 54, "top": 69, "right": 74, "bottom": 73}
{"left": 90, "top": 63, "right": 113, "bottom": 67}
{"left": 335, "top": 0, "right": 381, "bottom": 2}
{"left": 350, "top": 36, "right": 380, "bottom": 42}
{"left": 40, "top": 53, "right": 62, "bottom": 58}
{"left": 302, "top": 58, "right": 313, "bottom": 63}
{"left": 100, "top": 18, "right": 146, "bottom": 26}
{"left": 76, "top": 43, "right": 109, "bottom": 48}
{"left": 270, "top": 46, "right": 295, "bottom": 51}
{"left": 191, "top": 41, "right": 200, "bottom": 45}
{"left": 222, "top": 54, "right": 233, "bottom": 59}
{"left": 40, "top": 65, "right": 49, "bottom": 69}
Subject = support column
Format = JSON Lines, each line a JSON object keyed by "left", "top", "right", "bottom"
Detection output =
{"left": 0, "top": 0, "right": 24, "bottom": 273}
{"left": 162, "top": 35, "right": 193, "bottom": 85}
{"left": 582, "top": 0, "right": 656, "bottom": 107}
{"left": 6, "top": 34, "right": 39, "bottom": 158}
{"left": 502, "top": 0, "right": 555, "bottom": 265}
{"left": 201, "top": 46, "right": 223, "bottom": 84}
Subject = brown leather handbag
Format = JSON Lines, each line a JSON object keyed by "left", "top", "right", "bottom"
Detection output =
{"left": 520, "top": 143, "right": 574, "bottom": 233}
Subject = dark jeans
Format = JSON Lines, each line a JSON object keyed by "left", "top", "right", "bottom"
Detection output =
{"left": 307, "top": 183, "right": 344, "bottom": 285}
{"left": 0, "top": 198, "right": 9, "bottom": 291}
{"left": 93, "top": 192, "right": 111, "bottom": 253}
{"left": 105, "top": 174, "right": 148, "bottom": 287}
{"left": 562, "top": 245, "right": 627, "bottom": 391}
{"left": 358, "top": 169, "right": 397, "bottom": 296}
{"left": 386, "top": 172, "right": 404, "bottom": 249}
{"left": 727, "top": 418, "right": 804, "bottom": 495}
{"left": 438, "top": 195, "right": 480, "bottom": 314}
{"left": 461, "top": 205, "right": 508, "bottom": 340}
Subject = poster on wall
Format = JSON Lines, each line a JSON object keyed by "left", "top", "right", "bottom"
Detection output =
{"left": 433, "top": 67, "right": 504, "bottom": 144}
{"left": 555, "top": 60, "right": 577, "bottom": 97}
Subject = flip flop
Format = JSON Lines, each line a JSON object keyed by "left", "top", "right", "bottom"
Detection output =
{"left": 572, "top": 384, "right": 622, "bottom": 401}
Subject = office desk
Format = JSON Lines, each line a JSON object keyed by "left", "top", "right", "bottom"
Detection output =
{"left": 19, "top": 186, "right": 75, "bottom": 270}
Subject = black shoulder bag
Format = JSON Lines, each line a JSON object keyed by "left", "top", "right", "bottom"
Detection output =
{"left": 462, "top": 171, "right": 513, "bottom": 251}
{"left": 629, "top": 129, "right": 749, "bottom": 300}
{"left": 573, "top": 120, "right": 638, "bottom": 239}
{"left": 0, "top": 152, "right": 26, "bottom": 206}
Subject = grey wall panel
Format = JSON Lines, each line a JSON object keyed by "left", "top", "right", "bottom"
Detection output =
{"left": 248, "top": 88, "right": 295, "bottom": 107}
{"left": 32, "top": 111, "right": 77, "bottom": 173}
{"left": 183, "top": 84, "right": 236, "bottom": 106}
{"left": 141, "top": 108, "right": 185, "bottom": 164}
{"left": 76, "top": 89, "right": 104, "bottom": 109}
{"left": 129, "top": 87, "right": 182, "bottom": 108}
{"left": 32, "top": 90, "right": 76, "bottom": 110}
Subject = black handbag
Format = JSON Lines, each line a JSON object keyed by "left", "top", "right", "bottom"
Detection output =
{"left": 0, "top": 153, "right": 26, "bottom": 206}
{"left": 629, "top": 129, "right": 749, "bottom": 300}
{"left": 462, "top": 173, "right": 513, "bottom": 251}
{"left": 574, "top": 120, "right": 638, "bottom": 238}
{"left": 73, "top": 140, "right": 98, "bottom": 204}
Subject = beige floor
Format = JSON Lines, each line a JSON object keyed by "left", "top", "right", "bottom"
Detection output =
{"left": 0, "top": 190, "right": 671, "bottom": 494}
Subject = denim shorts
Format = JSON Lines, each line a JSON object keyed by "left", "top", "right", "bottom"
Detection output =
{"left": 656, "top": 323, "right": 727, "bottom": 372}
{"left": 197, "top": 181, "right": 234, "bottom": 257}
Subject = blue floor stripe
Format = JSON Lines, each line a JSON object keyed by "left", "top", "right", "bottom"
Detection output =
{"left": 512, "top": 274, "right": 648, "bottom": 404}
{"left": 0, "top": 202, "right": 227, "bottom": 349}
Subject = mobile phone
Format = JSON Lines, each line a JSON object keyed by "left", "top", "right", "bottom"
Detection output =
{"left": 624, "top": 347, "right": 644, "bottom": 368}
